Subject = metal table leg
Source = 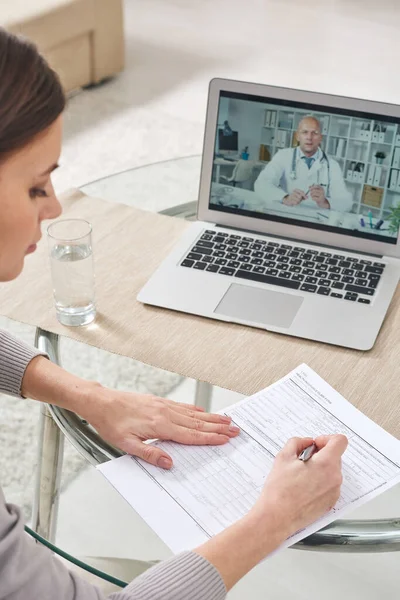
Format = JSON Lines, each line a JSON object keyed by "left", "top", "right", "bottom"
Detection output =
{"left": 194, "top": 380, "right": 213, "bottom": 412}
{"left": 31, "top": 330, "right": 64, "bottom": 542}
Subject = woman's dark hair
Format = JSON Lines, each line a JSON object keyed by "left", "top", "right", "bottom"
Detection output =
{"left": 0, "top": 28, "right": 66, "bottom": 157}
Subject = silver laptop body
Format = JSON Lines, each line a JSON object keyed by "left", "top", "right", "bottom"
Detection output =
{"left": 138, "top": 78, "right": 400, "bottom": 350}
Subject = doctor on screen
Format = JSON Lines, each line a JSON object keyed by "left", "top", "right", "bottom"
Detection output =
{"left": 254, "top": 116, "right": 353, "bottom": 212}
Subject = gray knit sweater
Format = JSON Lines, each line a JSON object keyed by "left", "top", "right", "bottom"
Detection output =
{"left": 0, "top": 329, "right": 226, "bottom": 600}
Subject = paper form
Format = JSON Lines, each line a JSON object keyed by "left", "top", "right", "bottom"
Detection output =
{"left": 98, "top": 364, "right": 400, "bottom": 554}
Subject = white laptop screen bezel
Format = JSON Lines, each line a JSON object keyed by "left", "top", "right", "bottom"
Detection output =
{"left": 197, "top": 78, "right": 400, "bottom": 259}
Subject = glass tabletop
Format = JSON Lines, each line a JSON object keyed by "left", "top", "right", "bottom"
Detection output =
{"left": 80, "top": 155, "right": 202, "bottom": 219}
{"left": 35, "top": 156, "right": 400, "bottom": 589}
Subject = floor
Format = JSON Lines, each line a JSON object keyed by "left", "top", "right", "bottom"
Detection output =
{"left": 50, "top": 0, "right": 400, "bottom": 596}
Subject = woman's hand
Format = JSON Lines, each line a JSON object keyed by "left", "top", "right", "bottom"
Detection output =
{"left": 81, "top": 385, "right": 240, "bottom": 468}
{"left": 251, "top": 434, "right": 348, "bottom": 537}
{"left": 195, "top": 434, "right": 347, "bottom": 591}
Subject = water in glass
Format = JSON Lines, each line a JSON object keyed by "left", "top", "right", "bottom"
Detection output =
{"left": 50, "top": 243, "right": 96, "bottom": 326}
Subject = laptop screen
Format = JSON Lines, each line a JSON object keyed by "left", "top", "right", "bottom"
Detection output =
{"left": 209, "top": 90, "right": 400, "bottom": 245}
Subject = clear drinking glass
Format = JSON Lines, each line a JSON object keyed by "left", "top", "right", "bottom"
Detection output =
{"left": 47, "top": 219, "right": 96, "bottom": 326}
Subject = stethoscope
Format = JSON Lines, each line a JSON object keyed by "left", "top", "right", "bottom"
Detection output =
{"left": 290, "top": 147, "right": 331, "bottom": 197}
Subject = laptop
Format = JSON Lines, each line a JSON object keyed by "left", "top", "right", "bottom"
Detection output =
{"left": 138, "top": 78, "right": 400, "bottom": 350}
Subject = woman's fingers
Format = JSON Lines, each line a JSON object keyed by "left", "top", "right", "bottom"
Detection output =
{"left": 121, "top": 439, "right": 173, "bottom": 469}
{"left": 167, "top": 403, "right": 232, "bottom": 425}
{"left": 170, "top": 411, "right": 240, "bottom": 438}
{"left": 162, "top": 399, "right": 206, "bottom": 412}
{"left": 279, "top": 437, "right": 315, "bottom": 459}
{"left": 165, "top": 423, "right": 234, "bottom": 446}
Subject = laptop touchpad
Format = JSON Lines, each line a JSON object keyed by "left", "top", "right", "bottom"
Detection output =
{"left": 214, "top": 283, "right": 303, "bottom": 328}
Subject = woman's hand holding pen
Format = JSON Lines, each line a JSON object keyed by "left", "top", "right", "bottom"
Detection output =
{"left": 251, "top": 434, "right": 348, "bottom": 537}
{"left": 195, "top": 434, "right": 347, "bottom": 592}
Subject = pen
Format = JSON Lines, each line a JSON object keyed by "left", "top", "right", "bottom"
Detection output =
{"left": 375, "top": 219, "right": 384, "bottom": 230}
{"left": 298, "top": 442, "right": 317, "bottom": 462}
{"left": 368, "top": 211, "right": 373, "bottom": 229}
{"left": 317, "top": 212, "right": 329, "bottom": 220}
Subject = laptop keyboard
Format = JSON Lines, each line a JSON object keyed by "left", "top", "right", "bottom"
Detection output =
{"left": 180, "top": 230, "right": 386, "bottom": 304}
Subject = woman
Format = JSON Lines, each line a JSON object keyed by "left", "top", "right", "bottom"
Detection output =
{"left": 0, "top": 29, "right": 347, "bottom": 599}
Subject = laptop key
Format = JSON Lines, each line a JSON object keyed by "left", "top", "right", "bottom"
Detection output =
{"left": 252, "top": 251, "right": 264, "bottom": 258}
{"left": 241, "top": 264, "right": 253, "bottom": 271}
{"left": 305, "top": 276, "right": 317, "bottom": 284}
{"left": 338, "top": 260, "right": 351, "bottom": 268}
{"left": 234, "top": 270, "right": 301, "bottom": 289}
{"left": 303, "top": 268, "right": 314, "bottom": 276}
{"left": 355, "top": 278, "right": 367, "bottom": 286}
{"left": 192, "top": 245, "right": 213, "bottom": 255}
{"left": 358, "top": 298, "right": 371, "bottom": 304}
{"left": 214, "top": 243, "right": 227, "bottom": 251}
{"left": 239, "top": 255, "right": 251, "bottom": 263}
{"left": 213, "top": 236, "right": 225, "bottom": 243}
{"left": 203, "top": 256, "right": 214, "bottom": 263}
{"left": 359, "top": 259, "right": 372, "bottom": 265}
{"left": 250, "top": 258, "right": 263, "bottom": 266}
{"left": 289, "top": 266, "right": 302, "bottom": 273}
{"left": 364, "top": 266, "right": 384, "bottom": 275}
{"left": 303, "top": 253, "right": 313, "bottom": 260}
{"left": 373, "top": 262, "right": 385, "bottom": 268}
{"left": 280, "top": 271, "right": 291, "bottom": 279}
{"left": 331, "top": 292, "right": 343, "bottom": 298}
{"left": 187, "top": 252, "right": 202, "bottom": 261}
{"left": 181, "top": 259, "right": 194, "bottom": 268}
{"left": 329, "top": 273, "right": 341, "bottom": 281}
{"left": 279, "top": 256, "right": 290, "bottom": 263}
{"left": 214, "top": 251, "right": 226, "bottom": 258}
{"left": 205, "top": 230, "right": 216, "bottom": 235}
{"left": 326, "top": 258, "right": 338, "bottom": 265}
{"left": 344, "top": 293, "right": 358, "bottom": 301}
{"left": 214, "top": 258, "right": 227, "bottom": 266}
{"left": 200, "top": 234, "right": 214, "bottom": 241}
{"left": 345, "top": 284, "right": 375, "bottom": 295}
{"left": 319, "top": 279, "right": 331, "bottom": 287}
{"left": 206, "top": 264, "right": 219, "bottom": 273}
{"left": 290, "top": 259, "right": 302, "bottom": 266}
{"left": 328, "top": 266, "right": 341, "bottom": 274}
{"left": 226, "top": 252, "right": 238, "bottom": 260}
{"left": 291, "top": 274, "right": 305, "bottom": 282}
{"left": 193, "top": 262, "right": 207, "bottom": 270}
{"left": 355, "top": 270, "right": 367, "bottom": 279}
{"left": 300, "top": 283, "right": 317, "bottom": 293}
{"left": 317, "top": 286, "right": 330, "bottom": 295}
{"left": 219, "top": 267, "right": 236, "bottom": 276}
{"left": 313, "top": 256, "right": 325, "bottom": 263}
{"left": 342, "top": 276, "right": 354, "bottom": 284}
{"left": 277, "top": 263, "right": 289, "bottom": 271}
{"left": 331, "top": 281, "right": 345, "bottom": 289}
{"left": 303, "top": 261, "right": 315, "bottom": 269}
{"left": 252, "top": 266, "right": 265, "bottom": 274}
{"left": 228, "top": 261, "right": 240, "bottom": 269}
{"left": 196, "top": 240, "right": 214, "bottom": 248}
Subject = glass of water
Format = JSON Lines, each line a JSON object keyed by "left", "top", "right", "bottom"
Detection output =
{"left": 47, "top": 219, "right": 96, "bottom": 326}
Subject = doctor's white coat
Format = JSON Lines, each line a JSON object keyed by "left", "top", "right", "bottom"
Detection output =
{"left": 254, "top": 148, "right": 353, "bottom": 212}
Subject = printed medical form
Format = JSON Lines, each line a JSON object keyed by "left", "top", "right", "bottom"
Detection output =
{"left": 98, "top": 364, "right": 400, "bottom": 554}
